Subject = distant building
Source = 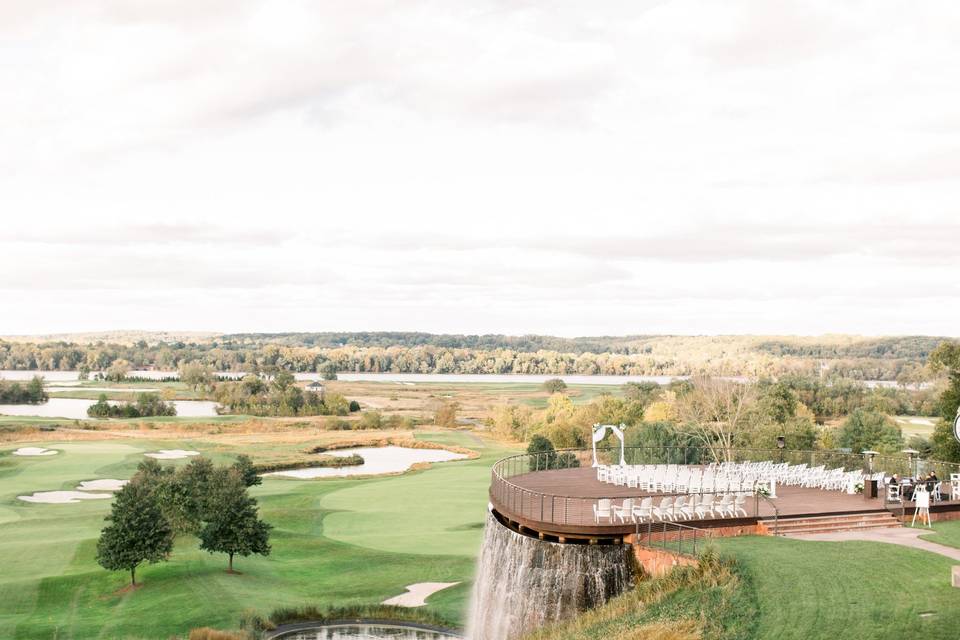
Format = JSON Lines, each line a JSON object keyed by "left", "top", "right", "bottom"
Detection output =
{"left": 307, "top": 381, "right": 325, "bottom": 399}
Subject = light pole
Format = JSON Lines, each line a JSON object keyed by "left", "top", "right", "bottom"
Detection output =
{"left": 902, "top": 448, "right": 919, "bottom": 479}
{"left": 862, "top": 450, "right": 879, "bottom": 499}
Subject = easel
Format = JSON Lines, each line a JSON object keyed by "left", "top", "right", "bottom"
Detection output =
{"left": 912, "top": 488, "right": 932, "bottom": 528}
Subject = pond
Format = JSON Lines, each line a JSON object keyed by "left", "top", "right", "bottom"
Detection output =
{"left": 264, "top": 446, "right": 468, "bottom": 479}
{"left": 0, "top": 398, "right": 220, "bottom": 419}
{"left": 270, "top": 622, "right": 461, "bottom": 639}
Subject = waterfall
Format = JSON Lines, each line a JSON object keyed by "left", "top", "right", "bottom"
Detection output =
{"left": 466, "top": 513, "right": 634, "bottom": 640}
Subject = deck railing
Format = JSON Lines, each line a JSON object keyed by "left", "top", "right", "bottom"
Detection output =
{"left": 489, "top": 446, "right": 960, "bottom": 530}
{"left": 635, "top": 520, "right": 709, "bottom": 557}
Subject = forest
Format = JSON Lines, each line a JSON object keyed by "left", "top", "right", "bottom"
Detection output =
{"left": 0, "top": 333, "right": 945, "bottom": 381}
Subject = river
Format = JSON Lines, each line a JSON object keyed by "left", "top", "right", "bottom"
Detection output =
{"left": 0, "top": 369, "right": 909, "bottom": 388}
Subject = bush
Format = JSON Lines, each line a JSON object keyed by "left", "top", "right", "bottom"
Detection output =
{"left": 542, "top": 378, "right": 567, "bottom": 393}
{"left": 434, "top": 401, "right": 459, "bottom": 427}
{"left": 358, "top": 411, "right": 383, "bottom": 429}
{"left": 349, "top": 400, "right": 361, "bottom": 412}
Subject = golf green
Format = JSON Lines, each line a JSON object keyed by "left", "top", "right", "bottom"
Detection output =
{"left": 0, "top": 432, "right": 513, "bottom": 639}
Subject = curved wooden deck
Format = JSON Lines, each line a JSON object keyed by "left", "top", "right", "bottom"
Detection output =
{"left": 490, "top": 466, "right": 891, "bottom": 541}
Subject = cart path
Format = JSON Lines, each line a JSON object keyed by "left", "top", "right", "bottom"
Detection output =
{"left": 787, "top": 526, "right": 960, "bottom": 562}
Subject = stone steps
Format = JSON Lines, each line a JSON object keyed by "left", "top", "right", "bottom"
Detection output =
{"left": 764, "top": 511, "right": 900, "bottom": 536}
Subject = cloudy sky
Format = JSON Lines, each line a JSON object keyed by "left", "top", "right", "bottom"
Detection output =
{"left": 2, "top": 0, "right": 959, "bottom": 337}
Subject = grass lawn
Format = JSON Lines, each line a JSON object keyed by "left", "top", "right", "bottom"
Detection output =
{"left": 0, "top": 432, "right": 515, "bottom": 639}
{"left": 918, "top": 520, "right": 960, "bottom": 550}
{"left": 716, "top": 536, "right": 960, "bottom": 639}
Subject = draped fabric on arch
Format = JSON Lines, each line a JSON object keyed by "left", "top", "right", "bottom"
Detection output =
{"left": 592, "top": 423, "right": 627, "bottom": 467}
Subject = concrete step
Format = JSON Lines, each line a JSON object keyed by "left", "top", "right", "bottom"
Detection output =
{"left": 763, "top": 511, "right": 900, "bottom": 536}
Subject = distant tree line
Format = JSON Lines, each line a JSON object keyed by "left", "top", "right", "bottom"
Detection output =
{"left": 0, "top": 376, "right": 48, "bottom": 404}
{"left": 0, "top": 334, "right": 948, "bottom": 381}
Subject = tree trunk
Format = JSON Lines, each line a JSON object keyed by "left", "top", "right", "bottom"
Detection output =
{"left": 229, "top": 553, "right": 233, "bottom": 572}
{"left": 130, "top": 566, "right": 136, "bottom": 587}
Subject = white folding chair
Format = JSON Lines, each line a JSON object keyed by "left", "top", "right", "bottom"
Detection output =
{"left": 593, "top": 498, "right": 612, "bottom": 523}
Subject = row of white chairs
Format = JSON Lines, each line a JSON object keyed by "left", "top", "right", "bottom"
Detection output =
{"left": 598, "top": 460, "right": 868, "bottom": 496}
{"left": 593, "top": 493, "right": 749, "bottom": 524}
{"left": 597, "top": 464, "right": 767, "bottom": 494}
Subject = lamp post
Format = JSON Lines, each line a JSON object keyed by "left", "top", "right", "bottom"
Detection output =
{"left": 902, "top": 448, "right": 920, "bottom": 479}
{"left": 862, "top": 450, "right": 879, "bottom": 474}
{"left": 862, "top": 450, "right": 879, "bottom": 499}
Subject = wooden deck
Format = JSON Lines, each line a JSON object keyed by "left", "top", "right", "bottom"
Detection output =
{"left": 489, "top": 466, "right": 953, "bottom": 540}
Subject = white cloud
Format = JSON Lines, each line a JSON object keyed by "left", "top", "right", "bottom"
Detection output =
{"left": 1, "top": 0, "right": 959, "bottom": 336}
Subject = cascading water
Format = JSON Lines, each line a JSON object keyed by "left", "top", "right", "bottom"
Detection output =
{"left": 466, "top": 513, "right": 634, "bottom": 640}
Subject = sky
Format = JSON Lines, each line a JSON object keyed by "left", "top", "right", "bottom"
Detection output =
{"left": 2, "top": 0, "right": 959, "bottom": 337}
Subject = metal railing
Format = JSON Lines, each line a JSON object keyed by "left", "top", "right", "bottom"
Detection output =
{"left": 635, "top": 520, "right": 709, "bottom": 557}
{"left": 489, "top": 446, "right": 959, "bottom": 530}
{"left": 755, "top": 492, "right": 780, "bottom": 535}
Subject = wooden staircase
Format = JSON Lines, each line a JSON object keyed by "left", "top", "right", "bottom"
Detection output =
{"left": 764, "top": 511, "right": 901, "bottom": 536}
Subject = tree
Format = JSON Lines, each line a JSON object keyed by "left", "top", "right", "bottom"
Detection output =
{"left": 837, "top": 409, "right": 903, "bottom": 454}
{"left": 96, "top": 480, "right": 174, "bottom": 587}
{"left": 88, "top": 393, "right": 112, "bottom": 418}
{"left": 272, "top": 371, "right": 295, "bottom": 393}
{"left": 179, "top": 361, "right": 214, "bottom": 390}
{"left": 676, "top": 377, "right": 758, "bottom": 462}
{"left": 527, "top": 435, "right": 557, "bottom": 470}
{"left": 622, "top": 381, "right": 661, "bottom": 408}
{"left": 105, "top": 360, "right": 130, "bottom": 382}
{"left": 927, "top": 341, "right": 960, "bottom": 462}
{"left": 755, "top": 381, "right": 798, "bottom": 425}
{"left": 542, "top": 378, "right": 567, "bottom": 393}
{"left": 434, "top": 401, "right": 459, "bottom": 428}
{"left": 232, "top": 454, "right": 262, "bottom": 487}
{"left": 320, "top": 362, "right": 338, "bottom": 381}
{"left": 199, "top": 472, "right": 272, "bottom": 573}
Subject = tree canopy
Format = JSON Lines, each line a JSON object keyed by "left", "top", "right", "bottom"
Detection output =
{"left": 96, "top": 480, "right": 174, "bottom": 586}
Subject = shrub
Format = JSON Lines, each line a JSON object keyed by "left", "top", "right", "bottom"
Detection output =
{"left": 542, "top": 378, "right": 567, "bottom": 393}
{"left": 349, "top": 400, "right": 361, "bottom": 412}
{"left": 434, "top": 401, "right": 459, "bottom": 428}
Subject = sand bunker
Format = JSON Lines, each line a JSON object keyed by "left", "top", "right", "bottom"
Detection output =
{"left": 382, "top": 582, "right": 460, "bottom": 607}
{"left": 76, "top": 479, "right": 128, "bottom": 491}
{"left": 144, "top": 449, "right": 200, "bottom": 460}
{"left": 12, "top": 447, "right": 58, "bottom": 456}
{"left": 18, "top": 491, "right": 113, "bottom": 504}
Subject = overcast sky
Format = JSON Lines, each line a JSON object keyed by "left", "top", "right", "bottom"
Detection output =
{"left": 2, "top": 1, "right": 959, "bottom": 337}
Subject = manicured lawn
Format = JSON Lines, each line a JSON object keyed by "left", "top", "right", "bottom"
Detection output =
{"left": 716, "top": 536, "right": 960, "bottom": 639}
{"left": 0, "top": 432, "right": 513, "bottom": 639}
{"left": 919, "top": 520, "right": 960, "bottom": 550}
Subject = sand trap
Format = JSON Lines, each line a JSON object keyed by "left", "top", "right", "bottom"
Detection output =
{"left": 76, "top": 479, "right": 128, "bottom": 491}
{"left": 382, "top": 582, "right": 460, "bottom": 607}
{"left": 12, "top": 447, "right": 58, "bottom": 456}
{"left": 909, "top": 418, "right": 935, "bottom": 426}
{"left": 18, "top": 490, "right": 113, "bottom": 504}
{"left": 266, "top": 446, "right": 467, "bottom": 479}
{"left": 144, "top": 449, "right": 200, "bottom": 460}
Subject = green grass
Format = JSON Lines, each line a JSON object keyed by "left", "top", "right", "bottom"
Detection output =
{"left": 0, "top": 433, "right": 515, "bottom": 639}
{"left": 918, "top": 520, "right": 960, "bottom": 550}
{"left": 716, "top": 536, "right": 960, "bottom": 639}
{"left": 893, "top": 416, "right": 939, "bottom": 439}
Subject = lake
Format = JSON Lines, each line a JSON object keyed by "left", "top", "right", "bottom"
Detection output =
{"left": 0, "top": 398, "right": 220, "bottom": 419}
